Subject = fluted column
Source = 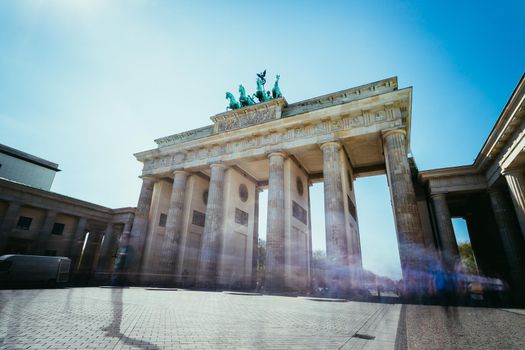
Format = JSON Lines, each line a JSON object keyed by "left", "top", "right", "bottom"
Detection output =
{"left": 97, "top": 223, "right": 115, "bottom": 272}
{"left": 488, "top": 187, "right": 525, "bottom": 296}
{"left": 265, "top": 152, "right": 286, "bottom": 291}
{"left": 503, "top": 169, "right": 525, "bottom": 239}
{"left": 124, "top": 176, "right": 155, "bottom": 273}
{"left": 34, "top": 210, "right": 57, "bottom": 254}
{"left": 0, "top": 201, "right": 21, "bottom": 253}
{"left": 431, "top": 193, "right": 459, "bottom": 270}
{"left": 251, "top": 188, "right": 260, "bottom": 289}
{"left": 197, "top": 163, "right": 227, "bottom": 287}
{"left": 383, "top": 129, "right": 426, "bottom": 295}
{"left": 162, "top": 170, "right": 189, "bottom": 278}
{"left": 321, "top": 142, "right": 348, "bottom": 268}
{"left": 69, "top": 217, "right": 88, "bottom": 272}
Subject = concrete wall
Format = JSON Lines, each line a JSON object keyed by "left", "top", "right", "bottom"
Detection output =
{"left": 218, "top": 168, "right": 256, "bottom": 288}
{"left": 0, "top": 200, "right": 7, "bottom": 220}
{"left": 44, "top": 213, "right": 77, "bottom": 256}
{"left": 0, "top": 153, "right": 56, "bottom": 190}
{"left": 11, "top": 206, "right": 46, "bottom": 245}
{"left": 284, "top": 159, "right": 311, "bottom": 290}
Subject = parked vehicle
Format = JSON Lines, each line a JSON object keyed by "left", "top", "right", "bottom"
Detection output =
{"left": 0, "top": 254, "right": 71, "bottom": 288}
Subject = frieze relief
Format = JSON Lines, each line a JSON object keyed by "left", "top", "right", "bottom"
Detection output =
{"left": 142, "top": 108, "right": 401, "bottom": 173}
{"left": 216, "top": 108, "right": 277, "bottom": 132}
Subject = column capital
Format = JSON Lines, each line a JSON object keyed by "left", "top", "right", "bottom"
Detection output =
{"left": 502, "top": 168, "right": 524, "bottom": 177}
{"left": 173, "top": 169, "right": 190, "bottom": 177}
{"left": 430, "top": 192, "right": 447, "bottom": 200}
{"left": 209, "top": 163, "right": 228, "bottom": 170}
{"left": 382, "top": 128, "right": 407, "bottom": 140}
{"left": 139, "top": 175, "right": 156, "bottom": 184}
{"left": 268, "top": 151, "right": 287, "bottom": 159}
{"left": 320, "top": 141, "right": 342, "bottom": 151}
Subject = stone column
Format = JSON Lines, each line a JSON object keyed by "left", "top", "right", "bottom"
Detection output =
{"left": 265, "top": 152, "right": 286, "bottom": 291}
{"left": 488, "top": 187, "right": 525, "bottom": 296}
{"left": 503, "top": 169, "right": 525, "bottom": 239}
{"left": 307, "top": 182, "right": 313, "bottom": 288}
{"left": 162, "top": 170, "right": 189, "bottom": 279}
{"left": 0, "top": 201, "right": 21, "bottom": 253}
{"left": 34, "top": 210, "right": 58, "bottom": 254}
{"left": 431, "top": 193, "right": 460, "bottom": 270}
{"left": 197, "top": 163, "right": 227, "bottom": 288}
{"left": 69, "top": 217, "right": 87, "bottom": 272}
{"left": 97, "top": 223, "right": 115, "bottom": 272}
{"left": 383, "top": 129, "right": 426, "bottom": 295}
{"left": 251, "top": 188, "right": 260, "bottom": 289}
{"left": 124, "top": 176, "right": 156, "bottom": 274}
{"left": 321, "top": 142, "right": 348, "bottom": 270}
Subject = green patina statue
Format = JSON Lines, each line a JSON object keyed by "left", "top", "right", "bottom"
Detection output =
{"left": 272, "top": 74, "right": 282, "bottom": 98}
{"left": 255, "top": 76, "right": 271, "bottom": 103}
{"left": 239, "top": 84, "right": 256, "bottom": 107}
{"left": 226, "top": 70, "right": 282, "bottom": 110}
{"left": 226, "top": 92, "right": 241, "bottom": 110}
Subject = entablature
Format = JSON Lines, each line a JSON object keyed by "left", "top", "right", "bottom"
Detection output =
{"left": 419, "top": 168, "right": 487, "bottom": 195}
{"left": 136, "top": 88, "right": 412, "bottom": 177}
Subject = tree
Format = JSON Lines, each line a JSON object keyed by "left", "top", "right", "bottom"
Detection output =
{"left": 257, "top": 239, "right": 266, "bottom": 271}
{"left": 458, "top": 242, "right": 478, "bottom": 275}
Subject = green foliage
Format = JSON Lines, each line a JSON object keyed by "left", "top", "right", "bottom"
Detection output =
{"left": 257, "top": 238, "right": 266, "bottom": 271}
{"left": 458, "top": 241, "right": 478, "bottom": 274}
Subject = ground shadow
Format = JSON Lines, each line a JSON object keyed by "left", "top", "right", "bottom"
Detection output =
{"left": 101, "top": 288, "right": 160, "bottom": 350}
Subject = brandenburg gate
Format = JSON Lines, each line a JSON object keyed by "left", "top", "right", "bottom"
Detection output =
{"left": 122, "top": 76, "right": 426, "bottom": 293}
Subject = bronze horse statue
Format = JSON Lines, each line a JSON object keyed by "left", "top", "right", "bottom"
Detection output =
{"left": 226, "top": 92, "right": 241, "bottom": 110}
{"left": 239, "top": 85, "right": 256, "bottom": 107}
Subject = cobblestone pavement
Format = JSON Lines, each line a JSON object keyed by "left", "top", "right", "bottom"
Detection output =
{"left": 0, "top": 288, "right": 399, "bottom": 350}
{"left": 0, "top": 288, "right": 524, "bottom": 349}
{"left": 403, "top": 304, "right": 525, "bottom": 350}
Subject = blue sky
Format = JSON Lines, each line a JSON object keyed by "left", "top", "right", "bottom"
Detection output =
{"left": 1, "top": 0, "right": 524, "bottom": 279}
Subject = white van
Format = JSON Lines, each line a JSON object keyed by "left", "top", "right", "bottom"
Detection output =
{"left": 0, "top": 255, "right": 71, "bottom": 287}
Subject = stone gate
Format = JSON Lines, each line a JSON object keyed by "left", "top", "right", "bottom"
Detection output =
{"left": 122, "top": 76, "right": 428, "bottom": 293}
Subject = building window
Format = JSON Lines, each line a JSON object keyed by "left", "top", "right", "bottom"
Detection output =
{"left": 16, "top": 216, "right": 32, "bottom": 230}
{"left": 159, "top": 213, "right": 167, "bottom": 227}
{"left": 51, "top": 223, "right": 65, "bottom": 235}
{"left": 45, "top": 250, "right": 56, "bottom": 256}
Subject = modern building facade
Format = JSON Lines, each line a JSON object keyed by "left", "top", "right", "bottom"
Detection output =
{"left": 0, "top": 143, "right": 60, "bottom": 191}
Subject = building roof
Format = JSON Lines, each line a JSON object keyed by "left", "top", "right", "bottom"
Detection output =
{"left": 0, "top": 143, "right": 60, "bottom": 172}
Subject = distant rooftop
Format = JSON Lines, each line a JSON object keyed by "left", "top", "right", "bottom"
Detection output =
{"left": 0, "top": 143, "right": 60, "bottom": 171}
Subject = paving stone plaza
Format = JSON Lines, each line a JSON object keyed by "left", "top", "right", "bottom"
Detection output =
{"left": 1, "top": 287, "right": 524, "bottom": 350}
